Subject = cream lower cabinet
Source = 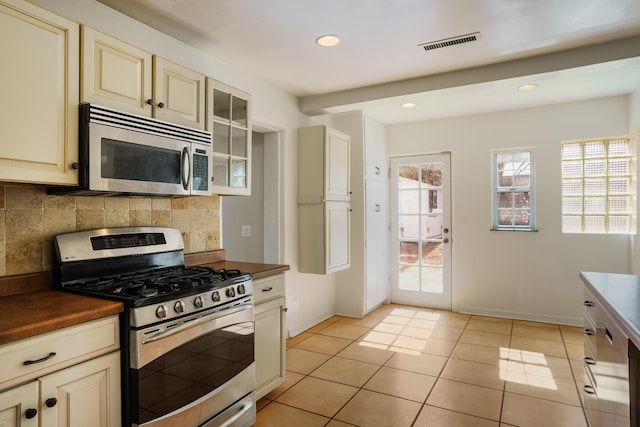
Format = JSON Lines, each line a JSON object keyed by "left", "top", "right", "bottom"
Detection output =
{"left": 0, "top": 0, "right": 79, "bottom": 185}
{"left": 0, "top": 316, "right": 121, "bottom": 427}
{"left": 254, "top": 275, "right": 286, "bottom": 399}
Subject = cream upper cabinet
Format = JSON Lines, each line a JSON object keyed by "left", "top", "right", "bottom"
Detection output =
{"left": 0, "top": 0, "right": 79, "bottom": 185}
{"left": 206, "top": 78, "right": 252, "bottom": 195}
{"left": 153, "top": 56, "right": 205, "bottom": 129}
{"left": 298, "top": 126, "right": 351, "bottom": 274}
{"left": 81, "top": 27, "right": 205, "bottom": 130}
{"left": 81, "top": 25, "right": 152, "bottom": 117}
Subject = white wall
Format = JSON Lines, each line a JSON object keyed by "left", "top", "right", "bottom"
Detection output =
{"left": 221, "top": 134, "right": 265, "bottom": 263}
{"left": 629, "top": 85, "right": 640, "bottom": 274}
{"left": 30, "top": 0, "right": 336, "bottom": 337}
{"left": 388, "top": 96, "right": 632, "bottom": 325}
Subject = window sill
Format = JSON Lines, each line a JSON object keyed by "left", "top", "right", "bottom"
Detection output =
{"left": 490, "top": 228, "right": 539, "bottom": 232}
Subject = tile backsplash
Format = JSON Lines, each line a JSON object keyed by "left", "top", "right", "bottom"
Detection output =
{"left": 0, "top": 185, "right": 221, "bottom": 276}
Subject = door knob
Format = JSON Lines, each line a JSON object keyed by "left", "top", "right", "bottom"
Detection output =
{"left": 443, "top": 228, "right": 449, "bottom": 233}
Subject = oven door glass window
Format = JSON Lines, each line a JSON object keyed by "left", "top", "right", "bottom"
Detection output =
{"left": 132, "top": 321, "right": 254, "bottom": 424}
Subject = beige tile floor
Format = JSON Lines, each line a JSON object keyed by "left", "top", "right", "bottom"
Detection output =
{"left": 254, "top": 304, "right": 588, "bottom": 427}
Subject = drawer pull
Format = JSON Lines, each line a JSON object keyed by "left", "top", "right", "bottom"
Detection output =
{"left": 584, "top": 356, "right": 596, "bottom": 365}
{"left": 262, "top": 287, "right": 274, "bottom": 292}
{"left": 583, "top": 300, "right": 596, "bottom": 307}
{"left": 583, "top": 328, "right": 595, "bottom": 336}
{"left": 23, "top": 352, "right": 56, "bottom": 365}
{"left": 583, "top": 384, "right": 596, "bottom": 395}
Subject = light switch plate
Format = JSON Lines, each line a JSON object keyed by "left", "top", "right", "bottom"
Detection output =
{"left": 241, "top": 225, "right": 251, "bottom": 237}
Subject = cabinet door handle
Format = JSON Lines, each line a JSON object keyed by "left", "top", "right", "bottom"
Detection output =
{"left": 157, "top": 102, "right": 165, "bottom": 109}
{"left": 583, "top": 328, "right": 595, "bottom": 336}
{"left": 583, "top": 385, "right": 596, "bottom": 395}
{"left": 25, "top": 408, "right": 38, "bottom": 419}
{"left": 583, "top": 300, "right": 595, "bottom": 307}
{"left": 584, "top": 356, "right": 596, "bottom": 365}
{"left": 23, "top": 352, "right": 56, "bottom": 365}
{"left": 146, "top": 99, "right": 153, "bottom": 106}
{"left": 45, "top": 398, "right": 58, "bottom": 408}
{"left": 261, "top": 287, "right": 273, "bottom": 292}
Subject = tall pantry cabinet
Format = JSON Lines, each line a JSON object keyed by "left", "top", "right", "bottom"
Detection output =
{"left": 334, "top": 112, "right": 389, "bottom": 317}
{"left": 298, "top": 126, "right": 351, "bottom": 274}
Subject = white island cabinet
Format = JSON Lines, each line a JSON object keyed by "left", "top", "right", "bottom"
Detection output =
{"left": 0, "top": 316, "right": 121, "bottom": 427}
{"left": 0, "top": 0, "right": 79, "bottom": 186}
{"left": 298, "top": 126, "right": 351, "bottom": 274}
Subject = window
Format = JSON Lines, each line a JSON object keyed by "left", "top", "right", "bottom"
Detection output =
{"left": 492, "top": 149, "right": 535, "bottom": 231}
{"left": 561, "top": 137, "right": 635, "bottom": 234}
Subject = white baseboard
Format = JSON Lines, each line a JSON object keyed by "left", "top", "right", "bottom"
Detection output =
{"left": 458, "top": 305, "right": 582, "bottom": 327}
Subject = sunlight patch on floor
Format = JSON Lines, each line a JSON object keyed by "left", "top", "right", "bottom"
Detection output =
{"left": 358, "top": 308, "right": 439, "bottom": 354}
{"left": 499, "top": 347, "right": 558, "bottom": 390}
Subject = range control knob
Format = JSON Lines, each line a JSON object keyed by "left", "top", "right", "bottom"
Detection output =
{"left": 156, "top": 305, "right": 168, "bottom": 318}
{"left": 194, "top": 296, "right": 204, "bottom": 308}
{"left": 174, "top": 301, "right": 185, "bottom": 313}
{"left": 212, "top": 291, "right": 220, "bottom": 302}
{"left": 226, "top": 287, "right": 236, "bottom": 298}
{"left": 238, "top": 284, "right": 246, "bottom": 295}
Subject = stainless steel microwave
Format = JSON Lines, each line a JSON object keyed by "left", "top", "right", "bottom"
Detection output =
{"left": 48, "top": 104, "right": 213, "bottom": 197}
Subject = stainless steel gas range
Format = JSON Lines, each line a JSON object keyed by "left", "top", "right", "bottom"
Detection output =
{"left": 53, "top": 227, "right": 256, "bottom": 427}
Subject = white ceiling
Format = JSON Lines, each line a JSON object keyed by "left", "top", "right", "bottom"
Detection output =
{"left": 97, "top": 0, "right": 640, "bottom": 124}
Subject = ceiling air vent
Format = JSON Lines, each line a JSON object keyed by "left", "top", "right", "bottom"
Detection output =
{"left": 419, "top": 32, "right": 481, "bottom": 52}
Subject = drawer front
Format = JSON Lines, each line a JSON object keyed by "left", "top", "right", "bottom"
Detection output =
{"left": 0, "top": 315, "right": 119, "bottom": 389}
{"left": 583, "top": 287, "right": 597, "bottom": 352}
{"left": 253, "top": 275, "right": 285, "bottom": 304}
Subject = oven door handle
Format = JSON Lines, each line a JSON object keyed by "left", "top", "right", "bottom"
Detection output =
{"left": 219, "top": 401, "right": 253, "bottom": 427}
{"left": 141, "top": 302, "right": 252, "bottom": 344}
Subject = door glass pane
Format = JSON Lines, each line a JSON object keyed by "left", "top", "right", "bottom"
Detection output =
{"left": 230, "top": 159, "right": 246, "bottom": 188}
{"left": 421, "top": 216, "right": 442, "bottom": 239}
{"left": 212, "top": 157, "right": 228, "bottom": 186}
{"left": 421, "top": 242, "right": 442, "bottom": 266}
{"left": 398, "top": 189, "right": 419, "bottom": 214}
{"left": 398, "top": 165, "right": 420, "bottom": 188}
{"left": 213, "top": 89, "right": 230, "bottom": 120}
{"left": 399, "top": 216, "right": 419, "bottom": 239}
{"left": 399, "top": 241, "right": 418, "bottom": 264}
{"left": 232, "top": 128, "right": 247, "bottom": 157}
{"left": 399, "top": 266, "right": 419, "bottom": 291}
{"left": 421, "top": 163, "right": 442, "bottom": 186}
{"left": 231, "top": 96, "right": 247, "bottom": 126}
{"left": 421, "top": 267, "right": 443, "bottom": 294}
{"left": 213, "top": 124, "right": 230, "bottom": 154}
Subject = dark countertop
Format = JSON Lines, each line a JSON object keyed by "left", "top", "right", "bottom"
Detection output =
{"left": 201, "top": 261, "right": 290, "bottom": 280}
{"left": 0, "top": 251, "right": 288, "bottom": 346}
{"left": 580, "top": 271, "right": 640, "bottom": 349}
{"left": 0, "top": 290, "right": 123, "bottom": 346}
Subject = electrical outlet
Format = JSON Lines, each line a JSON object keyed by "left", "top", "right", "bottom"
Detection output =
{"left": 241, "top": 225, "right": 251, "bottom": 237}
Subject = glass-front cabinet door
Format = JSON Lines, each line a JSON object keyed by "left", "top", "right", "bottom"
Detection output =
{"left": 206, "top": 78, "right": 251, "bottom": 195}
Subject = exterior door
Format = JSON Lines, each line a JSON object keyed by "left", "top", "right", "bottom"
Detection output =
{"left": 390, "top": 153, "right": 451, "bottom": 309}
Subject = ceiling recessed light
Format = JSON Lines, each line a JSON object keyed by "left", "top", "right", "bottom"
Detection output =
{"left": 315, "top": 34, "right": 340, "bottom": 47}
{"left": 517, "top": 83, "right": 538, "bottom": 92}
{"left": 401, "top": 102, "right": 416, "bottom": 108}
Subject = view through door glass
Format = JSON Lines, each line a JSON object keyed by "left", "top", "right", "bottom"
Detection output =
{"left": 390, "top": 154, "right": 451, "bottom": 309}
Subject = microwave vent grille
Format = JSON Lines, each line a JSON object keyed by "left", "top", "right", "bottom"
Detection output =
{"left": 88, "top": 104, "right": 212, "bottom": 145}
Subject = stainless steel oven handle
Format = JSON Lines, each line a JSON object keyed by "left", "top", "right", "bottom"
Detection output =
{"left": 219, "top": 401, "right": 253, "bottom": 427}
{"left": 141, "top": 302, "right": 252, "bottom": 344}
